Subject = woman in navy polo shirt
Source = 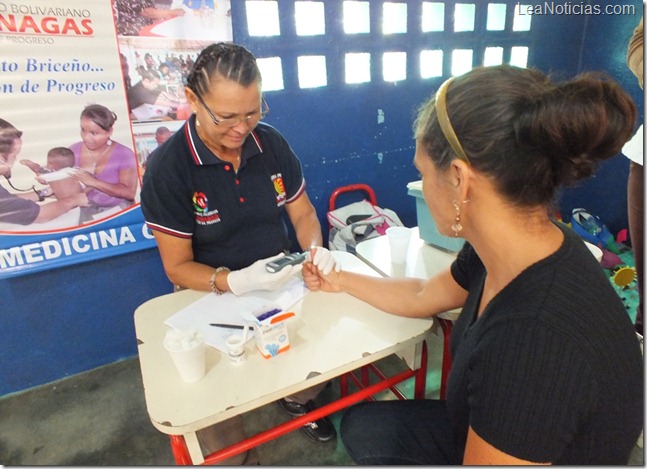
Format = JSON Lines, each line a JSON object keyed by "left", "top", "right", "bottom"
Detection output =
{"left": 140, "top": 42, "right": 334, "bottom": 464}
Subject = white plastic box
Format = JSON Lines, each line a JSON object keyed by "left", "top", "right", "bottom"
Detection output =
{"left": 253, "top": 321, "right": 290, "bottom": 359}
{"left": 246, "top": 310, "right": 296, "bottom": 359}
{"left": 407, "top": 180, "right": 465, "bottom": 252}
{"left": 241, "top": 309, "right": 294, "bottom": 359}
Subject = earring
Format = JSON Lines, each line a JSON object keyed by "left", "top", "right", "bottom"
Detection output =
{"left": 107, "top": 139, "right": 112, "bottom": 146}
{"left": 196, "top": 118, "right": 201, "bottom": 127}
{"left": 451, "top": 200, "right": 463, "bottom": 237}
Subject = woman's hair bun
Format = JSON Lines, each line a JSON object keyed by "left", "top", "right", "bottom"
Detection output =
{"left": 514, "top": 72, "right": 637, "bottom": 187}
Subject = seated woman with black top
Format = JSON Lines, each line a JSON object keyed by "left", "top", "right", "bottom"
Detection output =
{"left": 303, "top": 65, "right": 643, "bottom": 465}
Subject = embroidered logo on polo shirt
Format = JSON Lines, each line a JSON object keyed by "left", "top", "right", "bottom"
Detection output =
{"left": 272, "top": 173, "right": 286, "bottom": 206}
{"left": 192, "top": 192, "right": 208, "bottom": 213}
{"left": 192, "top": 191, "right": 221, "bottom": 225}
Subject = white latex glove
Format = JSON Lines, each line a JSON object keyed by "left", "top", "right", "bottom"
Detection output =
{"left": 227, "top": 253, "right": 302, "bottom": 296}
{"left": 310, "top": 246, "right": 341, "bottom": 275}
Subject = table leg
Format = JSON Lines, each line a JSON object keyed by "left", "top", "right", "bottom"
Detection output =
{"left": 339, "top": 373, "right": 349, "bottom": 397}
{"left": 413, "top": 339, "right": 428, "bottom": 400}
{"left": 185, "top": 431, "right": 205, "bottom": 464}
{"left": 438, "top": 318, "right": 453, "bottom": 400}
{"left": 168, "top": 432, "right": 204, "bottom": 465}
{"left": 361, "top": 365, "right": 370, "bottom": 388}
{"left": 169, "top": 434, "right": 192, "bottom": 465}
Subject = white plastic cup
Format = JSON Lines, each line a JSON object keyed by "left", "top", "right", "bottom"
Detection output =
{"left": 226, "top": 334, "right": 246, "bottom": 365}
{"left": 163, "top": 329, "right": 206, "bottom": 383}
{"left": 386, "top": 226, "right": 411, "bottom": 264}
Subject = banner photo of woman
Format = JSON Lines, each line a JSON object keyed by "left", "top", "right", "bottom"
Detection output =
{"left": 0, "top": 0, "right": 231, "bottom": 278}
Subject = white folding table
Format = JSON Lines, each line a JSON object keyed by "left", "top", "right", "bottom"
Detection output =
{"left": 134, "top": 251, "right": 434, "bottom": 464}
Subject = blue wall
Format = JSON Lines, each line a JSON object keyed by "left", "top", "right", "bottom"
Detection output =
{"left": 1, "top": 248, "right": 173, "bottom": 395}
{"left": 1, "top": 1, "right": 643, "bottom": 396}
{"left": 529, "top": 6, "right": 644, "bottom": 237}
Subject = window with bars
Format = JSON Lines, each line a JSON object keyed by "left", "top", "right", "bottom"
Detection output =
{"left": 242, "top": 1, "right": 532, "bottom": 91}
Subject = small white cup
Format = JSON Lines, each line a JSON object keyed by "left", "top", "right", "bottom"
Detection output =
{"left": 386, "top": 226, "right": 411, "bottom": 264}
{"left": 226, "top": 334, "right": 246, "bottom": 365}
{"left": 163, "top": 329, "right": 206, "bottom": 383}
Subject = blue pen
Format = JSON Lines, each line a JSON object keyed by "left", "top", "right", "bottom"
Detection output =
{"left": 256, "top": 308, "right": 282, "bottom": 321}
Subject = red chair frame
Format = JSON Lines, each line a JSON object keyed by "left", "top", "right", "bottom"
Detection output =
{"left": 328, "top": 183, "right": 378, "bottom": 229}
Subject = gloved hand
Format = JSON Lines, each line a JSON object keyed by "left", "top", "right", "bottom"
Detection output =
{"left": 227, "top": 253, "right": 302, "bottom": 296}
{"left": 309, "top": 246, "right": 341, "bottom": 275}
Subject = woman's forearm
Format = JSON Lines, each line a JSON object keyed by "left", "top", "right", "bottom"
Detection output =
{"left": 334, "top": 268, "right": 466, "bottom": 319}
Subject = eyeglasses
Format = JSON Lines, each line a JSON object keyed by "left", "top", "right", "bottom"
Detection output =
{"left": 195, "top": 94, "right": 269, "bottom": 128}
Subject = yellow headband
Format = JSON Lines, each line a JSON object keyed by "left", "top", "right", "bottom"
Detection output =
{"left": 435, "top": 77, "right": 470, "bottom": 164}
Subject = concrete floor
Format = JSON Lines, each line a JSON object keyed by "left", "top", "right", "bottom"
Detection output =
{"left": 0, "top": 330, "right": 643, "bottom": 465}
{"left": 0, "top": 353, "right": 354, "bottom": 465}
{"left": 0, "top": 332, "right": 444, "bottom": 466}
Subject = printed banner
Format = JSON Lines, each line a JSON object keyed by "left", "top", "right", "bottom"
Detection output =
{"left": 0, "top": 0, "right": 232, "bottom": 278}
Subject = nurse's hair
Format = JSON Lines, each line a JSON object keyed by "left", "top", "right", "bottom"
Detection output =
{"left": 414, "top": 65, "right": 637, "bottom": 207}
{"left": 185, "top": 42, "right": 262, "bottom": 98}
{"left": 0, "top": 118, "right": 22, "bottom": 159}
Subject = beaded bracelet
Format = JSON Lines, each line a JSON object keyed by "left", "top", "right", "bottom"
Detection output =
{"left": 209, "top": 266, "right": 230, "bottom": 295}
